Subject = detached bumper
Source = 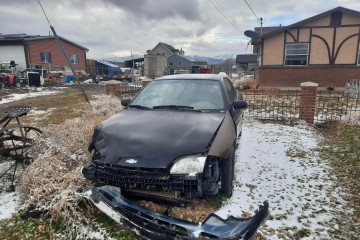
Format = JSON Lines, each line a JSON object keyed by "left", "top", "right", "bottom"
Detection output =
{"left": 88, "top": 186, "right": 270, "bottom": 240}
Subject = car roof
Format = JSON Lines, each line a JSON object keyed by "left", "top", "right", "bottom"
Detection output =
{"left": 154, "top": 74, "right": 223, "bottom": 81}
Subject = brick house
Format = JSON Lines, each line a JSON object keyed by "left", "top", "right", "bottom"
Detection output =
{"left": 0, "top": 33, "right": 88, "bottom": 73}
{"left": 251, "top": 6, "right": 360, "bottom": 88}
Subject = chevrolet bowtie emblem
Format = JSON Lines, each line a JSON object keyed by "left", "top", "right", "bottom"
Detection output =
{"left": 125, "top": 159, "right": 137, "bottom": 164}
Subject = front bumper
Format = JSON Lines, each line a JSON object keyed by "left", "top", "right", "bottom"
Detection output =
{"left": 88, "top": 186, "right": 269, "bottom": 240}
{"left": 83, "top": 162, "right": 218, "bottom": 201}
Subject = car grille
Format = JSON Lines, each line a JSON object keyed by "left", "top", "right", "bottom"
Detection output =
{"left": 95, "top": 165, "right": 171, "bottom": 191}
{"left": 94, "top": 164, "right": 199, "bottom": 194}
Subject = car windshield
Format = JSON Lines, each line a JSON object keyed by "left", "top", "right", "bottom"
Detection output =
{"left": 130, "top": 79, "right": 225, "bottom": 110}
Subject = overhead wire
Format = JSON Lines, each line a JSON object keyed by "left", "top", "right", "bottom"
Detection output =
{"left": 208, "top": 0, "right": 243, "bottom": 35}
{"left": 243, "top": 0, "right": 261, "bottom": 23}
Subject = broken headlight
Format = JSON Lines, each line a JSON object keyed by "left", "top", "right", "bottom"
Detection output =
{"left": 170, "top": 155, "right": 207, "bottom": 175}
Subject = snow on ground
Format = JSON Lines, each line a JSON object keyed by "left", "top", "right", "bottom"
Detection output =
{"left": 0, "top": 192, "right": 20, "bottom": 220}
{"left": 0, "top": 88, "right": 61, "bottom": 105}
{"left": 217, "top": 117, "right": 351, "bottom": 239}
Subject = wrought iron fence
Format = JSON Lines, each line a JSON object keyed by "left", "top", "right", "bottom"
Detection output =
{"left": 241, "top": 90, "right": 301, "bottom": 121}
{"left": 119, "top": 82, "right": 143, "bottom": 99}
{"left": 241, "top": 89, "right": 360, "bottom": 124}
{"left": 315, "top": 91, "right": 360, "bottom": 124}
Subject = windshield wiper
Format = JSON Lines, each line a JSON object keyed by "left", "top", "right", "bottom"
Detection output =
{"left": 153, "top": 105, "right": 201, "bottom": 112}
{"left": 128, "top": 105, "right": 150, "bottom": 110}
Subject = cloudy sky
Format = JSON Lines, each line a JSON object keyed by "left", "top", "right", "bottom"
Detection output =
{"left": 1, "top": 0, "right": 359, "bottom": 59}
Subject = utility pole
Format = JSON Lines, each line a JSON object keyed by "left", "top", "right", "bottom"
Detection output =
{"left": 131, "top": 51, "right": 134, "bottom": 82}
{"left": 260, "top": 17, "right": 263, "bottom": 35}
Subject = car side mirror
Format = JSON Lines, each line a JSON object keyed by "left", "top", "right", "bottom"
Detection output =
{"left": 121, "top": 98, "right": 131, "bottom": 107}
{"left": 233, "top": 100, "right": 247, "bottom": 109}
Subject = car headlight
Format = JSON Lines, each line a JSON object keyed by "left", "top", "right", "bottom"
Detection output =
{"left": 170, "top": 155, "right": 207, "bottom": 175}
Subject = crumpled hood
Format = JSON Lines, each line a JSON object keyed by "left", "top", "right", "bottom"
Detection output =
{"left": 93, "top": 109, "right": 225, "bottom": 169}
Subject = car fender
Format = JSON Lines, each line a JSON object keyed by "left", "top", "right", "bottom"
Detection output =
{"left": 208, "top": 111, "right": 236, "bottom": 159}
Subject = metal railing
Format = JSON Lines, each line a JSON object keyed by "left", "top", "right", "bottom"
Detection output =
{"left": 119, "top": 82, "right": 143, "bottom": 99}
{"left": 241, "top": 90, "right": 301, "bottom": 121}
{"left": 315, "top": 91, "right": 360, "bottom": 124}
{"left": 241, "top": 90, "right": 360, "bottom": 124}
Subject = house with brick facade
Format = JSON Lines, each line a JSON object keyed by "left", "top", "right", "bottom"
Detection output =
{"left": 0, "top": 33, "right": 88, "bottom": 73}
{"left": 251, "top": 6, "right": 360, "bottom": 88}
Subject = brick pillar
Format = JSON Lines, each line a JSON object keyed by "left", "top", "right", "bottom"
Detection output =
{"left": 300, "top": 82, "right": 318, "bottom": 124}
{"left": 105, "top": 81, "right": 122, "bottom": 98}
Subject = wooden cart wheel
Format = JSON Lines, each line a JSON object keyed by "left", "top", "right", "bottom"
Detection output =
{"left": 0, "top": 125, "right": 42, "bottom": 191}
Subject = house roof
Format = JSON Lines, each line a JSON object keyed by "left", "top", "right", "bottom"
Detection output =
{"left": 160, "top": 42, "right": 177, "bottom": 52}
{"left": 236, "top": 54, "right": 257, "bottom": 64}
{"left": 148, "top": 42, "right": 180, "bottom": 55}
{"left": 254, "top": 26, "right": 285, "bottom": 36}
{"left": 182, "top": 55, "right": 196, "bottom": 62}
{"left": 0, "top": 33, "right": 88, "bottom": 51}
{"left": 253, "top": 6, "right": 360, "bottom": 43}
{"left": 98, "top": 60, "right": 120, "bottom": 68}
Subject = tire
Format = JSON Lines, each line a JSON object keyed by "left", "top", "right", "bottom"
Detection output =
{"left": 219, "top": 154, "right": 235, "bottom": 198}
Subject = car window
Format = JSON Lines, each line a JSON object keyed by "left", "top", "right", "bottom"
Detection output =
{"left": 223, "top": 77, "right": 236, "bottom": 101}
{"left": 131, "top": 79, "right": 225, "bottom": 110}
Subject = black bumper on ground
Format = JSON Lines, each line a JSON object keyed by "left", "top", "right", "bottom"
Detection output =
{"left": 88, "top": 186, "right": 270, "bottom": 240}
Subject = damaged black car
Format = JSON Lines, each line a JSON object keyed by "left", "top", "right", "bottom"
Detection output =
{"left": 83, "top": 74, "right": 247, "bottom": 201}
{"left": 83, "top": 74, "right": 269, "bottom": 239}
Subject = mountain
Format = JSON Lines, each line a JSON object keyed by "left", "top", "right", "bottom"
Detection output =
{"left": 213, "top": 53, "right": 236, "bottom": 61}
{"left": 187, "top": 55, "right": 224, "bottom": 64}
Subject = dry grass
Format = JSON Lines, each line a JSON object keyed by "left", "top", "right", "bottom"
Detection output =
{"left": 17, "top": 93, "right": 122, "bottom": 236}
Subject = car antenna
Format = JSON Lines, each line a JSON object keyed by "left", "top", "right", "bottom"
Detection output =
{"left": 37, "top": 0, "right": 90, "bottom": 103}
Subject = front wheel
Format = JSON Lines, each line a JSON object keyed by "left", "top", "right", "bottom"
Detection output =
{"left": 219, "top": 155, "right": 234, "bottom": 198}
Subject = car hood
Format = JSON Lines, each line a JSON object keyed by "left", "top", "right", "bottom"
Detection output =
{"left": 93, "top": 109, "right": 225, "bottom": 169}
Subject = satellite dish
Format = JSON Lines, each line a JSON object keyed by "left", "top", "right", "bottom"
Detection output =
{"left": 244, "top": 30, "right": 259, "bottom": 39}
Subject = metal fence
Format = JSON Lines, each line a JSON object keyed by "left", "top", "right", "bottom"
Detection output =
{"left": 241, "top": 89, "right": 360, "bottom": 124}
{"left": 241, "top": 90, "right": 301, "bottom": 121}
{"left": 315, "top": 91, "right": 360, "bottom": 124}
{"left": 118, "top": 82, "right": 143, "bottom": 99}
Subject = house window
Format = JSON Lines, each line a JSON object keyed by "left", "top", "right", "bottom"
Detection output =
{"left": 71, "top": 54, "right": 79, "bottom": 64}
{"left": 285, "top": 43, "right": 309, "bottom": 66}
{"left": 330, "top": 12, "right": 342, "bottom": 26}
{"left": 358, "top": 44, "right": 360, "bottom": 65}
{"left": 40, "top": 52, "right": 51, "bottom": 63}
{"left": 178, "top": 61, "right": 181, "bottom": 66}
{"left": 169, "top": 62, "right": 173, "bottom": 66}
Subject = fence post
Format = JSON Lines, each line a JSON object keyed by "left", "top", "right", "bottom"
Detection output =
{"left": 300, "top": 82, "right": 318, "bottom": 124}
{"left": 106, "top": 80, "right": 122, "bottom": 98}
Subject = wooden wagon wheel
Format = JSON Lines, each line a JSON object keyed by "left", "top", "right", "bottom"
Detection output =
{"left": 0, "top": 125, "right": 43, "bottom": 191}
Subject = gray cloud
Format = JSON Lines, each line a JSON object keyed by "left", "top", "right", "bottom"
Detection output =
{"left": 106, "top": 0, "right": 201, "bottom": 21}
{"left": 1, "top": 0, "right": 359, "bottom": 59}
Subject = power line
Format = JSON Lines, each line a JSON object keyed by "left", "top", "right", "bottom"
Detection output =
{"left": 243, "top": 0, "right": 260, "bottom": 23}
{"left": 213, "top": 0, "right": 239, "bottom": 29}
{"left": 208, "top": 0, "right": 243, "bottom": 35}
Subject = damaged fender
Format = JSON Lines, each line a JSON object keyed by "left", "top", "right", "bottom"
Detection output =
{"left": 87, "top": 186, "right": 270, "bottom": 240}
